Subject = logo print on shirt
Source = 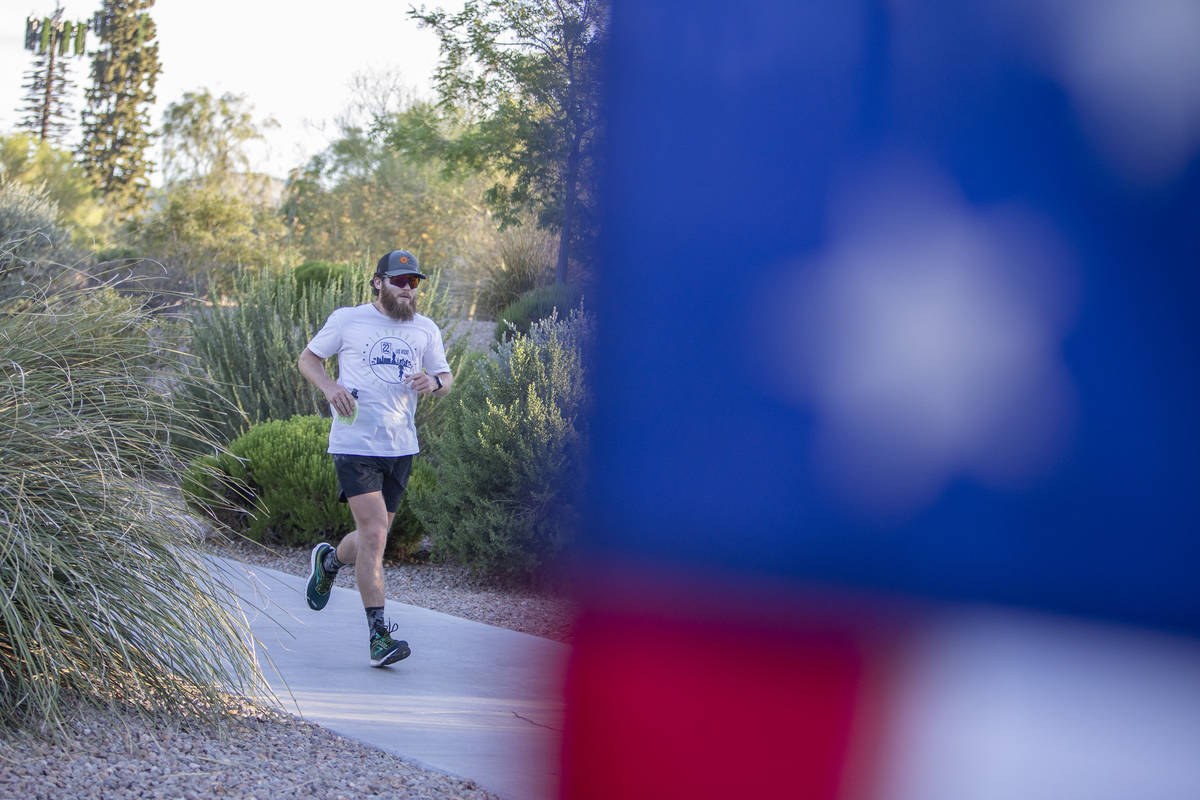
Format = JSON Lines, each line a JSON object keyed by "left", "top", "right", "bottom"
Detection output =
{"left": 367, "top": 337, "right": 416, "bottom": 384}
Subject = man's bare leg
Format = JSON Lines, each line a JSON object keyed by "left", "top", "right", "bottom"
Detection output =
{"left": 337, "top": 491, "right": 395, "bottom": 608}
{"left": 335, "top": 492, "right": 409, "bottom": 666}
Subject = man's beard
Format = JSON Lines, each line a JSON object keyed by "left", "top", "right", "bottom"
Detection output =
{"left": 379, "top": 289, "right": 416, "bottom": 321}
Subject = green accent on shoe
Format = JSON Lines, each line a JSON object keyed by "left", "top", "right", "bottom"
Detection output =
{"left": 369, "top": 623, "right": 411, "bottom": 667}
{"left": 306, "top": 543, "right": 336, "bottom": 611}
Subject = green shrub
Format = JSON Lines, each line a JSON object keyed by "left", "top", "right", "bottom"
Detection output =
{"left": 292, "top": 260, "right": 356, "bottom": 319}
{"left": 495, "top": 282, "right": 584, "bottom": 341}
{"left": 413, "top": 306, "right": 593, "bottom": 585}
{"left": 181, "top": 452, "right": 254, "bottom": 531}
{"left": 185, "top": 414, "right": 434, "bottom": 552}
{"left": 385, "top": 458, "right": 436, "bottom": 561}
{"left": 94, "top": 246, "right": 141, "bottom": 262}
{"left": 0, "top": 279, "right": 267, "bottom": 734}
{"left": 131, "top": 183, "right": 289, "bottom": 298}
{"left": 294, "top": 260, "right": 352, "bottom": 290}
{"left": 0, "top": 132, "right": 104, "bottom": 242}
{"left": 0, "top": 179, "right": 80, "bottom": 299}
{"left": 231, "top": 415, "right": 351, "bottom": 544}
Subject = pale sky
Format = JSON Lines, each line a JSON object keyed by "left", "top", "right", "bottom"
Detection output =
{"left": 0, "top": 0, "right": 449, "bottom": 182}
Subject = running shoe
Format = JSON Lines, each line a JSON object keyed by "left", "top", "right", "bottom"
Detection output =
{"left": 369, "top": 622, "right": 411, "bottom": 667}
{"left": 306, "top": 542, "right": 337, "bottom": 611}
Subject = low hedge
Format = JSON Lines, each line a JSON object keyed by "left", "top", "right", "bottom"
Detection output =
{"left": 183, "top": 414, "right": 430, "bottom": 556}
{"left": 494, "top": 283, "right": 584, "bottom": 342}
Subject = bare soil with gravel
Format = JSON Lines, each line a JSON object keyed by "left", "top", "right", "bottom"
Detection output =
{"left": 0, "top": 541, "right": 575, "bottom": 800}
{"left": 0, "top": 700, "right": 501, "bottom": 800}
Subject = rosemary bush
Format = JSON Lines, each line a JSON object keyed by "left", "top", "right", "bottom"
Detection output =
{"left": 179, "top": 267, "right": 368, "bottom": 448}
{"left": 412, "top": 307, "right": 593, "bottom": 585}
{"left": 0, "top": 274, "right": 268, "bottom": 734}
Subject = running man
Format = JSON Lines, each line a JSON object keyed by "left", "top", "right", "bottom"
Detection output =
{"left": 298, "top": 249, "right": 452, "bottom": 667}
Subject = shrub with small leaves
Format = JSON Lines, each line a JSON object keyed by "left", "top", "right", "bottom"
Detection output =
{"left": 495, "top": 282, "right": 584, "bottom": 341}
{"left": 0, "top": 180, "right": 80, "bottom": 299}
{"left": 181, "top": 452, "right": 253, "bottom": 531}
{"left": 293, "top": 260, "right": 353, "bottom": 292}
{"left": 414, "top": 306, "right": 592, "bottom": 585}
{"left": 185, "top": 414, "right": 432, "bottom": 551}
{"left": 293, "top": 260, "right": 356, "bottom": 315}
{"left": 216, "top": 415, "right": 350, "bottom": 544}
{"left": 385, "top": 458, "right": 436, "bottom": 561}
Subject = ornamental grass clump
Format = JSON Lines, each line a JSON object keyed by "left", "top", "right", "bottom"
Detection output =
{"left": 0, "top": 271, "right": 269, "bottom": 735}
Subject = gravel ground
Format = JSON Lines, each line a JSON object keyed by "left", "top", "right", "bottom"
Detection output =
{"left": 0, "top": 541, "right": 575, "bottom": 800}
{"left": 448, "top": 319, "right": 497, "bottom": 353}
{"left": 0, "top": 701, "right": 500, "bottom": 800}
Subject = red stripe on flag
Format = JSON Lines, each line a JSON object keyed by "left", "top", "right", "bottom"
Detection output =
{"left": 561, "top": 607, "right": 868, "bottom": 800}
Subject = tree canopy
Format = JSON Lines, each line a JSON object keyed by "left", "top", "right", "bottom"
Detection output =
{"left": 402, "top": 0, "right": 608, "bottom": 283}
{"left": 282, "top": 87, "right": 494, "bottom": 274}
{"left": 0, "top": 132, "right": 103, "bottom": 238}
{"left": 160, "top": 89, "right": 278, "bottom": 189}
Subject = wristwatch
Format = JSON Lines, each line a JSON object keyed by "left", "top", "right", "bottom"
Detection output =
{"left": 432, "top": 374, "right": 443, "bottom": 392}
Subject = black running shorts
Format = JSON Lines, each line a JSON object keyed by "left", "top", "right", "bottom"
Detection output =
{"left": 331, "top": 454, "right": 414, "bottom": 512}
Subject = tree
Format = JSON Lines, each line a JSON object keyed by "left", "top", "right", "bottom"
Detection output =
{"left": 0, "top": 132, "right": 103, "bottom": 239}
{"left": 135, "top": 185, "right": 270, "bottom": 273}
{"left": 282, "top": 87, "right": 493, "bottom": 273}
{"left": 19, "top": 8, "right": 89, "bottom": 145}
{"left": 122, "top": 88, "right": 286, "bottom": 297}
{"left": 78, "top": 0, "right": 161, "bottom": 219}
{"left": 160, "top": 89, "right": 278, "bottom": 189}
{"left": 404, "top": 0, "right": 608, "bottom": 283}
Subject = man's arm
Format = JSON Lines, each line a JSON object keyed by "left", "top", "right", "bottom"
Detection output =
{"left": 431, "top": 371, "right": 453, "bottom": 397}
{"left": 404, "top": 370, "right": 453, "bottom": 397}
{"left": 298, "top": 348, "right": 356, "bottom": 417}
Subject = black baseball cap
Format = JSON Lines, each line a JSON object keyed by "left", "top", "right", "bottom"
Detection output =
{"left": 375, "top": 249, "right": 426, "bottom": 279}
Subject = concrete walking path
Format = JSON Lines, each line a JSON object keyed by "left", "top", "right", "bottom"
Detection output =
{"left": 210, "top": 556, "right": 570, "bottom": 800}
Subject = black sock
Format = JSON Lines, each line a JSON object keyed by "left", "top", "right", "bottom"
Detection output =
{"left": 323, "top": 547, "right": 345, "bottom": 574}
{"left": 366, "top": 606, "right": 385, "bottom": 636}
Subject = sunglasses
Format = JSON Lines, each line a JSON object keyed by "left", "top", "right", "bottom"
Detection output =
{"left": 383, "top": 274, "right": 420, "bottom": 289}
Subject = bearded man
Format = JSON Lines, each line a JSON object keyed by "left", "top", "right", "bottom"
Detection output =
{"left": 297, "top": 249, "right": 453, "bottom": 667}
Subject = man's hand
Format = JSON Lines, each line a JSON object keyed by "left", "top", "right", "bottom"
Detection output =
{"left": 299, "top": 349, "right": 358, "bottom": 415}
{"left": 325, "top": 384, "right": 356, "bottom": 417}
{"left": 404, "top": 372, "right": 439, "bottom": 394}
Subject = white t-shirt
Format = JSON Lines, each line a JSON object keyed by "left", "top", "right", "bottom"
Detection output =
{"left": 305, "top": 303, "right": 450, "bottom": 456}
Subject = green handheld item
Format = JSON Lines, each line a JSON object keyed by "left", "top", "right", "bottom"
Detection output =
{"left": 335, "top": 388, "right": 359, "bottom": 425}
